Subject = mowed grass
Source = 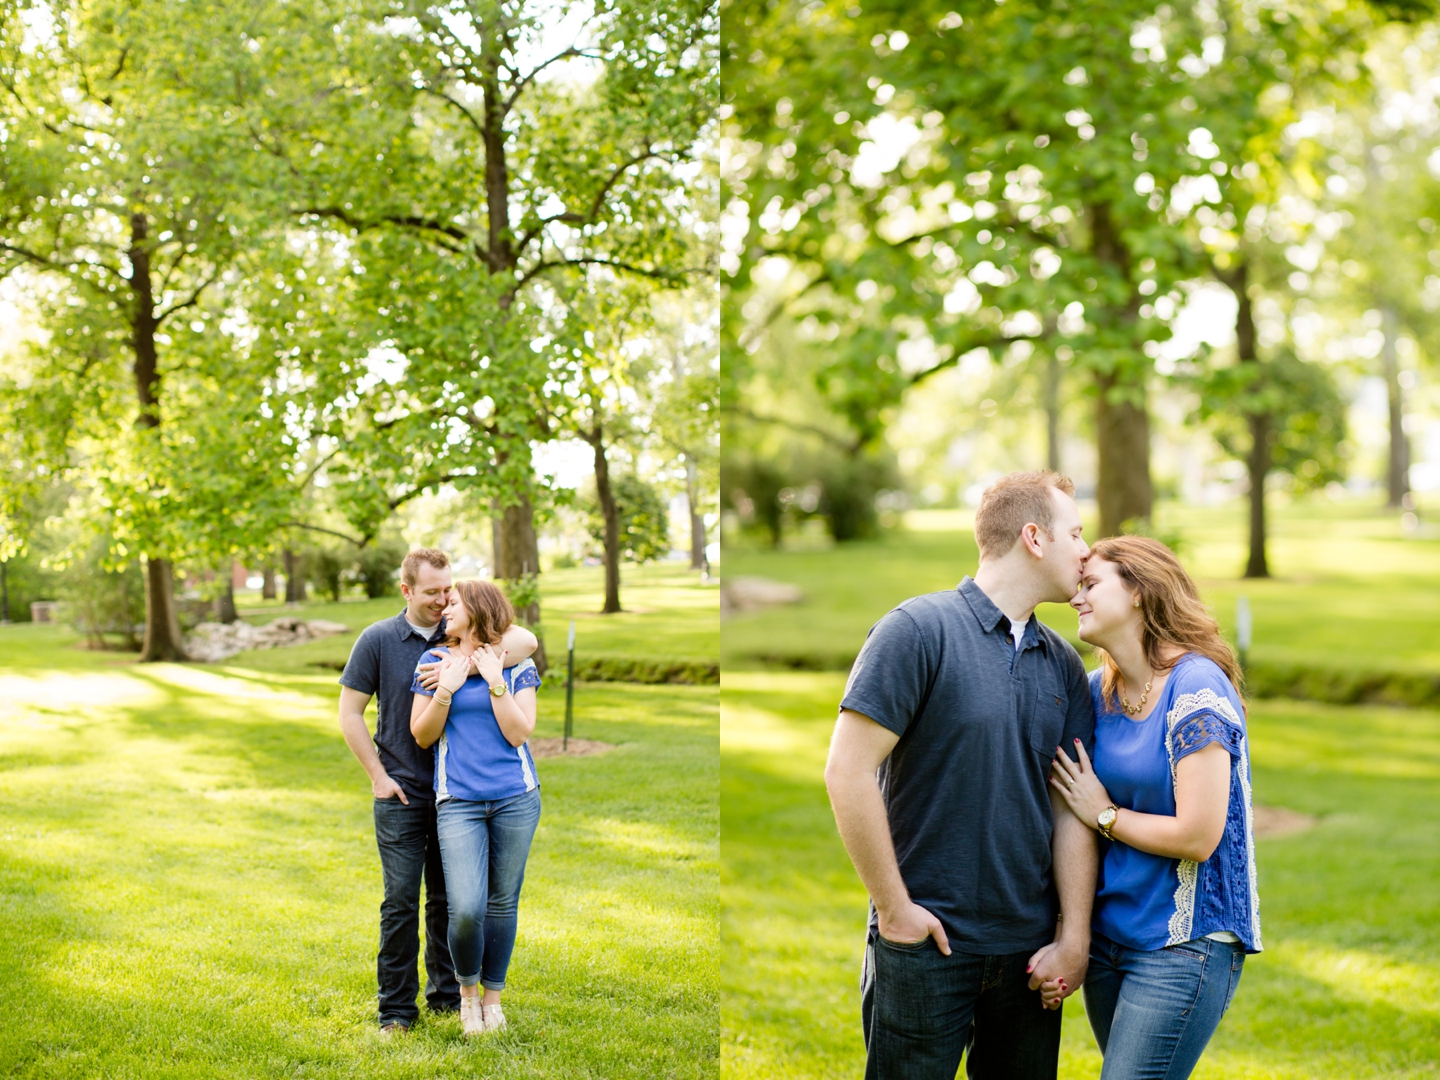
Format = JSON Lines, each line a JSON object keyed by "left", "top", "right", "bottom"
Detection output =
{"left": 233, "top": 561, "right": 719, "bottom": 677}
{"left": 0, "top": 573, "right": 718, "bottom": 1078}
{"left": 721, "top": 497, "right": 1440, "bottom": 677}
{"left": 721, "top": 672, "right": 1440, "bottom": 1079}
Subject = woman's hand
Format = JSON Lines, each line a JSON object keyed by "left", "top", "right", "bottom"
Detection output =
{"left": 472, "top": 642, "right": 508, "bottom": 687}
{"left": 1050, "top": 739, "right": 1114, "bottom": 832}
{"left": 435, "top": 652, "right": 473, "bottom": 694}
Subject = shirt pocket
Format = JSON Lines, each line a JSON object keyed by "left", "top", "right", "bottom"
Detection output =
{"left": 1025, "top": 680, "right": 1071, "bottom": 759}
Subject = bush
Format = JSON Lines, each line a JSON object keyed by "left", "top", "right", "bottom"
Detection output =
{"left": 53, "top": 538, "right": 145, "bottom": 650}
{"left": 356, "top": 539, "right": 407, "bottom": 599}
{"left": 0, "top": 552, "right": 60, "bottom": 623}
{"left": 310, "top": 547, "right": 347, "bottom": 603}
{"left": 584, "top": 474, "right": 670, "bottom": 563}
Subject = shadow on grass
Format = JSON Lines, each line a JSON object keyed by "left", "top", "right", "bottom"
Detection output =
{"left": 722, "top": 736, "right": 1440, "bottom": 1079}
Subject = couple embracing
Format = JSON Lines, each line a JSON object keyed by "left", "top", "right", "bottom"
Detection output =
{"left": 338, "top": 548, "right": 543, "bottom": 1036}
{"left": 826, "top": 471, "right": 1261, "bottom": 1079}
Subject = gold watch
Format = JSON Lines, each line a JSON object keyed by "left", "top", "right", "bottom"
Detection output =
{"left": 488, "top": 682, "right": 508, "bottom": 698}
{"left": 1097, "top": 805, "right": 1119, "bottom": 840}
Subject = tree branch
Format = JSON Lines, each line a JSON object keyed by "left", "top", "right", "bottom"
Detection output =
{"left": 280, "top": 521, "right": 366, "bottom": 547}
{"left": 722, "top": 403, "right": 862, "bottom": 453}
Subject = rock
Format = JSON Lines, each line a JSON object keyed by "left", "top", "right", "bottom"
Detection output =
{"left": 720, "top": 576, "right": 804, "bottom": 619}
{"left": 184, "top": 618, "right": 350, "bottom": 663}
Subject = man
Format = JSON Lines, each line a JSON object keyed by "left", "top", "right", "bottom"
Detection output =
{"left": 824, "top": 471, "right": 1097, "bottom": 1079}
{"left": 338, "top": 547, "right": 537, "bottom": 1033}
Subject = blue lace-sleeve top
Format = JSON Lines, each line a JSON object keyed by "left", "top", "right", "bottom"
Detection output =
{"left": 411, "top": 652, "right": 542, "bottom": 803}
{"left": 1089, "top": 654, "right": 1262, "bottom": 953}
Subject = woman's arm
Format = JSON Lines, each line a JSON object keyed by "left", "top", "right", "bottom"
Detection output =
{"left": 473, "top": 644, "right": 538, "bottom": 747}
{"left": 1051, "top": 739, "right": 1231, "bottom": 863}
{"left": 410, "top": 653, "right": 472, "bottom": 750}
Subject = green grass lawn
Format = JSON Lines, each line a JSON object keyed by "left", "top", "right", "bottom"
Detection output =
{"left": 0, "top": 565, "right": 718, "bottom": 1079}
{"left": 721, "top": 497, "right": 1440, "bottom": 678}
{"left": 721, "top": 672, "right": 1440, "bottom": 1079}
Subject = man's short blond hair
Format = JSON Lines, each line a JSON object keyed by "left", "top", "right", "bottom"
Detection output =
{"left": 400, "top": 547, "right": 450, "bottom": 587}
{"left": 974, "top": 471, "right": 1076, "bottom": 560}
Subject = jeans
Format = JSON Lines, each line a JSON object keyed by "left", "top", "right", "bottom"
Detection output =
{"left": 1083, "top": 932, "right": 1246, "bottom": 1080}
{"left": 860, "top": 931, "right": 1062, "bottom": 1080}
{"left": 435, "top": 787, "right": 542, "bottom": 991}
{"left": 373, "top": 796, "right": 460, "bottom": 1026}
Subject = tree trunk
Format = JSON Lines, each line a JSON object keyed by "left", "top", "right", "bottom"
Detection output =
{"left": 140, "top": 557, "right": 187, "bottom": 662}
{"left": 262, "top": 565, "right": 276, "bottom": 600}
{"left": 128, "top": 212, "right": 188, "bottom": 662}
{"left": 1381, "top": 305, "right": 1409, "bottom": 507}
{"left": 1245, "top": 412, "right": 1271, "bottom": 578}
{"left": 685, "top": 458, "right": 707, "bottom": 570}
{"left": 215, "top": 576, "right": 238, "bottom": 624}
{"left": 490, "top": 505, "right": 505, "bottom": 577}
{"left": 1087, "top": 202, "right": 1151, "bottom": 537}
{"left": 495, "top": 495, "right": 547, "bottom": 673}
{"left": 283, "top": 548, "right": 306, "bottom": 603}
{"left": 1095, "top": 372, "right": 1153, "bottom": 539}
{"left": 1044, "top": 350, "right": 1061, "bottom": 473}
{"left": 1224, "top": 261, "right": 1271, "bottom": 578}
{"left": 590, "top": 431, "right": 623, "bottom": 614}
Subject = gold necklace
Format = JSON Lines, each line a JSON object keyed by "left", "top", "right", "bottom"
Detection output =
{"left": 1121, "top": 672, "right": 1153, "bottom": 716}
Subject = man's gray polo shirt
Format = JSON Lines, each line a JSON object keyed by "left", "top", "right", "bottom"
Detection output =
{"left": 340, "top": 611, "right": 447, "bottom": 803}
{"left": 840, "top": 576, "right": 1094, "bottom": 953}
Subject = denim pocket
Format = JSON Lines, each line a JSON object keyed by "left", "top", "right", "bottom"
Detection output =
{"left": 1163, "top": 941, "right": 1209, "bottom": 962}
{"left": 875, "top": 935, "right": 930, "bottom": 952}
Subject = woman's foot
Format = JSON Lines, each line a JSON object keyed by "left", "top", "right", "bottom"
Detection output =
{"left": 460, "top": 994, "right": 484, "bottom": 1036}
{"left": 480, "top": 1003, "right": 507, "bottom": 1033}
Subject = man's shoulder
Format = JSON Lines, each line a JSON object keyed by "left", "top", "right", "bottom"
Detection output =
{"left": 892, "top": 589, "right": 968, "bottom": 626}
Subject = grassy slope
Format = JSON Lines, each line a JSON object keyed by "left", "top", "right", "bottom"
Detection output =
{"left": 720, "top": 672, "right": 1440, "bottom": 1079}
{"left": 0, "top": 564, "right": 718, "bottom": 1079}
{"left": 230, "top": 562, "right": 719, "bottom": 677}
{"left": 721, "top": 498, "right": 1440, "bottom": 676}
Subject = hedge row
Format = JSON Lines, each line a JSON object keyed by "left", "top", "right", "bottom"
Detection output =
{"left": 737, "top": 650, "right": 1440, "bottom": 710}
{"left": 557, "top": 656, "right": 720, "bottom": 686}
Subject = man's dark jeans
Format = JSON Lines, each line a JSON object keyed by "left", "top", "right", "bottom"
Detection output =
{"left": 861, "top": 931, "right": 1062, "bottom": 1080}
{"left": 373, "top": 796, "right": 460, "bottom": 1026}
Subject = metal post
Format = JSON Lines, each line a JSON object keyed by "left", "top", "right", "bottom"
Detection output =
{"left": 1236, "top": 595, "right": 1251, "bottom": 674}
{"left": 564, "top": 619, "right": 576, "bottom": 751}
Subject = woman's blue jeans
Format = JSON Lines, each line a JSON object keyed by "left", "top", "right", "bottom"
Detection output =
{"left": 435, "top": 788, "right": 541, "bottom": 991}
{"left": 1083, "top": 932, "right": 1245, "bottom": 1080}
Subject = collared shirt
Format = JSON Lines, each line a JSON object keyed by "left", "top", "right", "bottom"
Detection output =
{"left": 840, "top": 576, "right": 1095, "bottom": 953}
{"left": 339, "top": 610, "right": 448, "bottom": 803}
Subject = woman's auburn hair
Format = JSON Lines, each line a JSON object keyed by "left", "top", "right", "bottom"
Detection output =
{"left": 444, "top": 579, "right": 514, "bottom": 648}
{"left": 1089, "top": 535, "right": 1245, "bottom": 713}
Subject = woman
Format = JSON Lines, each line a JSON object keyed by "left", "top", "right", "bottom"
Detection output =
{"left": 1046, "top": 536, "right": 1259, "bottom": 1078}
{"left": 411, "top": 579, "right": 542, "bottom": 1037}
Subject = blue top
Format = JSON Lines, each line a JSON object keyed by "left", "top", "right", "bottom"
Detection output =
{"left": 411, "top": 649, "right": 543, "bottom": 803}
{"left": 1090, "top": 654, "right": 1262, "bottom": 953}
{"left": 339, "top": 611, "right": 449, "bottom": 803}
{"left": 840, "top": 577, "right": 1094, "bottom": 953}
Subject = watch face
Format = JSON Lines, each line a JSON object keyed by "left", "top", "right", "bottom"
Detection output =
{"left": 1098, "top": 807, "right": 1116, "bottom": 828}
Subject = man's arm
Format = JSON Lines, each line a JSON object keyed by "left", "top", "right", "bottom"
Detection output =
{"left": 1029, "top": 788, "right": 1098, "bottom": 1005}
{"left": 339, "top": 686, "right": 409, "bottom": 804}
{"left": 500, "top": 623, "right": 538, "bottom": 662}
{"left": 823, "top": 708, "right": 951, "bottom": 954}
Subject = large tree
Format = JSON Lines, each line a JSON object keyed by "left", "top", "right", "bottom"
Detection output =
{"left": 0, "top": 0, "right": 300, "bottom": 659}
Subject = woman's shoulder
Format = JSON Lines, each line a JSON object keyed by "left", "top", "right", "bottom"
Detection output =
{"left": 506, "top": 656, "right": 539, "bottom": 678}
{"left": 419, "top": 646, "right": 450, "bottom": 664}
{"left": 1167, "top": 654, "right": 1243, "bottom": 718}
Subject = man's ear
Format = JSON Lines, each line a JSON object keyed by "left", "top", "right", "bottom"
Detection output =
{"left": 1020, "top": 523, "right": 1045, "bottom": 558}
